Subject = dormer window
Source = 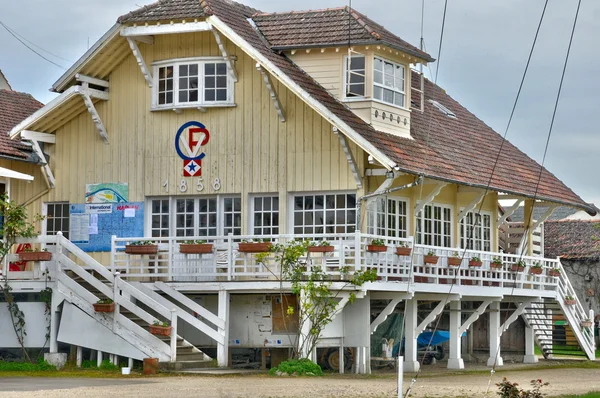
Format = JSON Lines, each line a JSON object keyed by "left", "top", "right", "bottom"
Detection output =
{"left": 373, "top": 57, "right": 405, "bottom": 108}
{"left": 344, "top": 55, "right": 366, "bottom": 97}
{"left": 152, "top": 57, "right": 234, "bottom": 110}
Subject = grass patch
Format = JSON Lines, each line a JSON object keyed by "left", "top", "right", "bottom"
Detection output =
{"left": 269, "top": 358, "right": 323, "bottom": 376}
{"left": 0, "top": 358, "right": 56, "bottom": 372}
{"left": 559, "top": 393, "right": 600, "bottom": 398}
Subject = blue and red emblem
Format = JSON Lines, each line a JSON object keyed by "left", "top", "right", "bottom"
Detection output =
{"left": 175, "top": 121, "right": 210, "bottom": 176}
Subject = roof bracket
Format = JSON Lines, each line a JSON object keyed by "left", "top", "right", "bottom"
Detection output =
{"left": 256, "top": 64, "right": 285, "bottom": 122}
{"left": 499, "top": 300, "right": 534, "bottom": 335}
{"left": 415, "top": 182, "right": 448, "bottom": 215}
{"left": 498, "top": 198, "right": 524, "bottom": 226}
{"left": 21, "top": 130, "right": 56, "bottom": 144}
{"left": 532, "top": 204, "right": 559, "bottom": 231}
{"left": 416, "top": 300, "right": 447, "bottom": 335}
{"left": 80, "top": 91, "right": 109, "bottom": 144}
{"left": 212, "top": 28, "right": 238, "bottom": 82}
{"left": 459, "top": 299, "right": 493, "bottom": 335}
{"left": 333, "top": 127, "right": 362, "bottom": 188}
{"left": 126, "top": 37, "right": 153, "bottom": 88}
{"left": 458, "top": 190, "right": 487, "bottom": 222}
{"left": 30, "top": 140, "right": 55, "bottom": 189}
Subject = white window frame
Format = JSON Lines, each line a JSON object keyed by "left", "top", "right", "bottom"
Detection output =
{"left": 146, "top": 195, "right": 241, "bottom": 237}
{"left": 42, "top": 202, "right": 71, "bottom": 241}
{"left": 415, "top": 202, "right": 453, "bottom": 247}
{"left": 288, "top": 191, "right": 357, "bottom": 235}
{"left": 373, "top": 56, "right": 406, "bottom": 109}
{"left": 342, "top": 54, "right": 366, "bottom": 100}
{"left": 460, "top": 210, "right": 493, "bottom": 252}
{"left": 249, "top": 194, "right": 280, "bottom": 236}
{"left": 367, "top": 196, "right": 410, "bottom": 238}
{"left": 151, "top": 57, "right": 235, "bottom": 110}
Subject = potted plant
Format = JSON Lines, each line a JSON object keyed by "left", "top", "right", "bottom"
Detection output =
{"left": 548, "top": 268, "right": 561, "bottom": 277}
{"left": 125, "top": 240, "right": 158, "bottom": 255}
{"left": 18, "top": 247, "right": 52, "bottom": 262}
{"left": 238, "top": 238, "right": 272, "bottom": 253}
{"left": 490, "top": 256, "right": 503, "bottom": 269}
{"left": 308, "top": 240, "right": 334, "bottom": 253}
{"left": 511, "top": 260, "right": 525, "bottom": 272}
{"left": 581, "top": 318, "right": 593, "bottom": 328}
{"left": 529, "top": 262, "right": 543, "bottom": 275}
{"left": 424, "top": 250, "right": 439, "bottom": 265}
{"left": 564, "top": 295, "right": 577, "bottom": 305}
{"left": 93, "top": 298, "right": 115, "bottom": 313}
{"left": 179, "top": 239, "right": 213, "bottom": 254}
{"left": 149, "top": 320, "right": 172, "bottom": 336}
{"left": 469, "top": 256, "right": 483, "bottom": 267}
{"left": 448, "top": 251, "right": 462, "bottom": 267}
{"left": 366, "top": 238, "right": 387, "bottom": 253}
{"left": 396, "top": 242, "right": 412, "bottom": 256}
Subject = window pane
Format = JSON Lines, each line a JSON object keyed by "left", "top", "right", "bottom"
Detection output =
{"left": 350, "top": 56, "right": 365, "bottom": 70}
{"left": 205, "top": 63, "right": 215, "bottom": 75}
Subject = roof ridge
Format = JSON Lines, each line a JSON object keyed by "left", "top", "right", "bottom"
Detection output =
{"left": 117, "top": 0, "right": 161, "bottom": 23}
{"left": 346, "top": 6, "right": 381, "bottom": 40}
{"left": 252, "top": 7, "right": 347, "bottom": 18}
{"left": 547, "top": 219, "right": 600, "bottom": 223}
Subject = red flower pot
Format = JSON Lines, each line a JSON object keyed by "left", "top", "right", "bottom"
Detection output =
{"left": 238, "top": 243, "right": 272, "bottom": 253}
{"left": 396, "top": 247, "right": 412, "bottom": 256}
{"left": 448, "top": 257, "right": 462, "bottom": 266}
{"left": 367, "top": 245, "right": 387, "bottom": 253}
{"left": 18, "top": 251, "right": 52, "bottom": 261}
{"left": 468, "top": 260, "right": 483, "bottom": 267}
{"left": 424, "top": 255, "right": 439, "bottom": 265}
{"left": 179, "top": 243, "right": 213, "bottom": 254}
{"left": 308, "top": 246, "right": 334, "bottom": 253}
{"left": 529, "top": 267, "right": 543, "bottom": 275}
{"left": 125, "top": 245, "right": 158, "bottom": 255}
{"left": 149, "top": 325, "right": 172, "bottom": 336}
{"left": 490, "top": 263, "right": 503, "bottom": 269}
{"left": 93, "top": 303, "right": 115, "bottom": 313}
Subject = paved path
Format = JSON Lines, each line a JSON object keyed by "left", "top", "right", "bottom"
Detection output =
{"left": 0, "top": 378, "right": 150, "bottom": 393}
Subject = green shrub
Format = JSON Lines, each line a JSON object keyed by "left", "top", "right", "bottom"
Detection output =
{"left": 269, "top": 358, "right": 322, "bottom": 376}
{"left": 98, "top": 359, "right": 119, "bottom": 371}
{"left": 0, "top": 358, "right": 56, "bottom": 372}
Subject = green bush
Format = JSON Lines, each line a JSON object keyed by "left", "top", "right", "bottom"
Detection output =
{"left": 0, "top": 358, "right": 56, "bottom": 372}
{"left": 269, "top": 358, "right": 322, "bottom": 376}
{"left": 98, "top": 359, "right": 119, "bottom": 371}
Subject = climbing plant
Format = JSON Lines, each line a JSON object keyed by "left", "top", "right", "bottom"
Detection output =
{"left": 0, "top": 194, "right": 44, "bottom": 362}
{"left": 271, "top": 240, "right": 377, "bottom": 359}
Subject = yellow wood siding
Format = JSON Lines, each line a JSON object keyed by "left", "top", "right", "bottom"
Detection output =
{"left": 288, "top": 51, "right": 343, "bottom": 98}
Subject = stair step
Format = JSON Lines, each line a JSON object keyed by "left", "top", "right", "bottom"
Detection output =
{"left": 160, "top": 359, "right": 215, "bottom": 371}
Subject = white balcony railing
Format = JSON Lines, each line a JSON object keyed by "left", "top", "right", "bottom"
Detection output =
{"left": 106, "top": 233, "right": 562, "bottom": 291}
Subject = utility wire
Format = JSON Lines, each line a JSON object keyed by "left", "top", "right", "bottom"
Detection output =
{"left": 0, "top": 20, "right": 68, "bottom": 70}
{"left": 0, "top": 20, "right": 74, "bottom": 64}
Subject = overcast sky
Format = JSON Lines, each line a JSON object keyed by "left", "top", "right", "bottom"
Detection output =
{"left": 1, "top": 0, "right": 598, "bottom": 206}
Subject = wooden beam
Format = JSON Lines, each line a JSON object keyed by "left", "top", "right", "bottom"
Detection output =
{"left": 213, "top": 29, "right": 238, "bottom": 82}
{"left": 126, "top": 37, "right": 153, "bottom": 88}
{"left": 130, "top": 35, "right": 154, "bottom": 45}
{"left": 30, "top": 140, "right": 55, "bottom": 188}
{"left": 334, "top": 128, "right": 362, "bottom": 189}
{"left": 75, "top": 74, "right": 109, "bottom": 88}
{"left": 415, "top": 182, "right": 448, "bottom": 215}
{"left": 21, "top": 130, "right": 55, "bottom": 144}
{"left": 256, "top": 64, "right": 284, "bottom": 122}
{"left": 121, "top": 22, "right": 212, "bottom": 37}
{"left": 80, "top": 92, "right": 109, "bottom": 144}
{"left": 365, "top": 168, "right": 388, "bottom": 176}
{"left": 458, "top": 191, "right": 487, "bottom": 222}
{"left": 498, "top": 199, "right": 524, "bottom": 225}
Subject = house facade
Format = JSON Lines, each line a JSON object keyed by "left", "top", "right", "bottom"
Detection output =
{"left": 1, "top": 0, "right": 596, "bottom": 372}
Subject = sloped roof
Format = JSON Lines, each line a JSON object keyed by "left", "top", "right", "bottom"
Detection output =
{"left": 252, "top": 7, "right": 433, "bottom": 62}
{"left": 510, "top": 206, "right": 578, "bottom": 223}
{"left": 545, "top": 220, "right": 600, "bottom": 261}
{"left": 118, "top": 0, "right": 207, "bottom": 23}
{"left": 0, "top": 89, "right": 42, "bottom": 160}
{"left": 0, "top": 69, "right": 12, "bottom": 90}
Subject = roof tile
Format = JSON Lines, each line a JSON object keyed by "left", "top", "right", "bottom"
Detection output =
{"left": 0, "top": 89, "right": 42, "bottom": 159}
{"left": 545, "top": 220, "right": 600, "bottom": 260}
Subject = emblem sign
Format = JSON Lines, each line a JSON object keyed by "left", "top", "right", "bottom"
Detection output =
{"left": 175, "top": 121, "right": 210, "bottom": 177}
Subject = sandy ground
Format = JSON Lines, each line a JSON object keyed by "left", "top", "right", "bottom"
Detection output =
{"left": 1, "top": 363, "right": 600, "bottom": 397}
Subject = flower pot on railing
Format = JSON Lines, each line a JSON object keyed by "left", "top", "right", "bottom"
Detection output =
{"left": 529, "top": 267, "right": 543, "bottom": 275}
{"left": 149, "top": 325, "right": 172, "bottom": 337}
{"left": 490, "top": 262, "right": 503, "bottom": 270}
{"left": 548, "top": 269, "right": 561, "bottom": 277}
{"left": 564, "top": 299, "right": 577, "bottom": 306}
{"left": 423, "top": 255, "right": 439, "bottom": 265}
{"left": 448, "top": 257, "right": 462, "bottom": 266}
{"left": 18, "top": 251, "right": 52, "bottom": 262}
{"left": 180, "top": 243, "right": 213, "bottom": 254}
{"left": 367, "top": 245, "right": 387, "bottom": 253}
{"left": 396, "top": 247, "right": 412, "bottom": 256}
{"left": 93, "top": 303, "right": 115, "bottom": 313}
{"left": 581, "top": 320, "right": 593, "bottom": 328}
{"left": 238, "top": 242, "right": 272, "bottom": 253}
{"left": 468, "top": 260, "right": 483, "bottom": 268}
{"left": 125, "top": 244, "right": 158, "bottom": 255}
{"left": 511, "top": 264, "right": 525, "bottom": 272}
{"left": 308, "top": 246, "right": 334, "bottom": 253}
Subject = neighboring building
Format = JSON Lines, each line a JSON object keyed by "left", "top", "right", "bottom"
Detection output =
{"left": 0, "top": 70, "right": 11, "bottom": 91}
{"left": 2, "top": 0, "right": 597, "bottom": 372}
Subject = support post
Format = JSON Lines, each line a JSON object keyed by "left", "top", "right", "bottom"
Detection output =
{"left": 487, "top": 301, "right": 503, "bottom": 367}
{"left": 397, "top": 356, "right": 404, "bottom": 398}
{"left": 128, "top": 357, "right": 134, "bottom": 369}
{"left": 448, "top": 300, "right": 464, "bottom": 369}
{"left": 76, "top": 346, "right": 83, "bottom": 368}
{"left": 523, "top": 325, "right": 538, "bottom": 363}
{"left": 404, "top": 299, "right": 420, "bottom": 372}
{"left": 217, "top": 289, "right": 230, "bottom": 367}
{"left": 49, "top": 291, "right": 60, "bottom": 353}
{"left": 170, "top": 309, "right": 178, "bottom": 362}
{"left": 97, "top": 350, "right": 103, "bottom": 367}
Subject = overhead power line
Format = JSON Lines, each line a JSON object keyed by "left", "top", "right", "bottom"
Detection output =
{"left": 0, "top": 20, "right": 69, "bottom": 70}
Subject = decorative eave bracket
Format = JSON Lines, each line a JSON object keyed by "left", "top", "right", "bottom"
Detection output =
{"left": 499, "top": 299, "right": 535, "bottom": 335}
{"left": 416, "top": 299, "right": 453, "bottom": 335}
{"left": 459, "top": 299, "right": 493, "bottom": 335}
{"left": 498, "top": 198, "right": 524, "bottom": 226}
{"left": 126, "top": 37, "right": 153, "bottom": 88}
{"left": 415, "top": 182, "right": 448, "bottom": 215}
{"left": 370, "top": 295, "right": 409, "bottom": 334}
{"left": 77, "top": 82, "right": 109, "bottom": 144}
{"left": 532, "top": 204, "right": 559, "bottom": 230}
{"left": 458, "top": 190, "right": 487, "bottom": 223}
{"left": 256, "top": 64, "right": 284, "bottom": 122}
{"left": 333, "top": 127, "right": 362, "bottom": 189}
{"left": 30, "top": 139, "right": 55, "bottom": 189}
{"left": 213, "top": 28, "right": 238, "bottom": 82}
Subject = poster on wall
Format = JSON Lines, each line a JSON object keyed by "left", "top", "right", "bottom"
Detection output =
{"left": 85, "top": 182, "right": 129, "bottom": 203}
{"left": 69, "top": 202, "right": 144, "bottom": 252}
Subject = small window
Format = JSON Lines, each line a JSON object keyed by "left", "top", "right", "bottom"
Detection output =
{"left": 344, "top": 55, "right": 366, "bottom": 98}
{"left": 45, "top": 202, "right": 70, "bottom": 240}
{"left": 252, "top": 196, "right": 280, "bottom": 236}
{"left": 367, "top": 197, "right": 409, "bottom": 238}
{"left": 292, "top": 193, "right": 356, "bottom": 234}
{"left": 460, "top": 211, "right": 492, "bottom": 251}
{"left": 416, "top": 203, "right": 452, "bottom": 247}
{"left": 429, "top": 100, "right": 456, "bottom": 118}
{"left": 374, "top": 57, "right": 405, "bottom": 107}
{"left": 152, "top": 58, "right": 233, "bottom": 109}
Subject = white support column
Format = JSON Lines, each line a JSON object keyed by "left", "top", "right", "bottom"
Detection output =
{"left": 97, "top": 350, "right": 103, "bottom": 367}
{"left": 49, "top": 291, "right": 60, "bottom": 353}
{"left": 447, "top": 300, "right": 464, "bottom": 369}
{"left": 217, "top": 290, "right": 230, "bottom": 367}
{"left": 76, "top": 346, "right": 83, "bottom": 368}
{"left": 128, "top": 357, "right": 134, "bottom": 369}
{"left": 523, "top": 325, "right": 538, "bottom": 363}
{"left": 487, "top": 301, "right": 503, "bottom": 367}
{"left": 404, "top": 299, "right": 420, "bottom": 372}
{"left": 126, "top": 37, "right": 153, "bottom": 87}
